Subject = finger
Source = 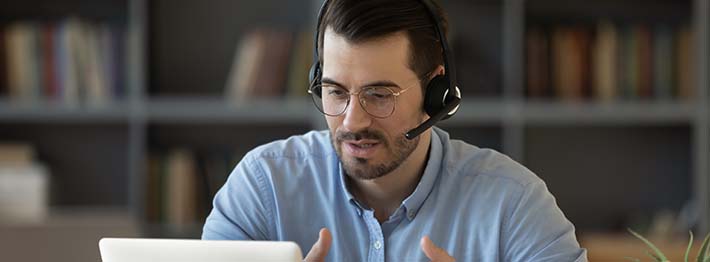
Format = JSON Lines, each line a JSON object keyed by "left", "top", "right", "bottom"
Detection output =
{"left": 420, "top": 236, "right": 455, "bottom": 262}
{"left": 304, "top": 228, "right": 332, "bottom": 262}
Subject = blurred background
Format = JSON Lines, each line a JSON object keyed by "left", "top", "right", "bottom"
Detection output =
{"left": 0, "top": 0, "right": 708, "bottom": 261}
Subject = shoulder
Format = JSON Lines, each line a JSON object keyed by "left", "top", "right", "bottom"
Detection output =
{"left": 442, "top": 138, "right": 543, "bottom": 192}
{"left": 234, "top": 130, "right": 338, "bottom": 191}
{"left": 243, "top": 130, "right": 334, "bottom": 162}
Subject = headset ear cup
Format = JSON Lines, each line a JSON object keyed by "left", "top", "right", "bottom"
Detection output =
{"left": 423, "top": 75, "right": 450, "bottom": 117}
{"left": 443, "top": 85, "right": 461, "bottom": 118}
{"left": 309, "top": 63, "right": 320, "bottom": 84}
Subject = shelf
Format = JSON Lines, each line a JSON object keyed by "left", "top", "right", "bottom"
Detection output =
{"left": 443, "top": 99, "right": 508, "bottom": 125}
{"left": 0, "top": 208, "right": 139, "bottom": 262}
{"left": 150, "top": 98, "right": 700, "bottom": 126}
{"left": 526, "top": 0, "right": 691, "bottom": 23}
{"left": 450, "top": 100, "right": 699, "bottom": 125}
{"left": 0, "top": 207, "right": 136, "bottom": 228}
{"left": 0, "top": 97, "right": 699, "bottom": 125}
{"left": 0, "top": 0, "right": 129, "bottom": 21}
{"left": 0, "top": 100, "right": 132, "bottom": 123}
{"left": 140, "top": 222, "right": 204, "bottom": 238}
{"left": 146, "top": 96, "right": 317, "bottom": 124}
{"left": 519, "top": 100, "right": 698, "bottom": 125}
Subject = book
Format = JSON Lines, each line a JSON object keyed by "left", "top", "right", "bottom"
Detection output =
{"left": 286, "top": 30, "right": 315, "bottom": 98}
{"left": 592, "top": 21, "right": 618, "bottom": 101}
{"left": 56, "top": 19, "right": 81, "bottom": 106}
{"left": 42, "top": 23, "right": 60, "bottom": 100}
{"left": 526, "top": 27, "right": 550, "bottom": 98}
{"left": 83, "top": 23, "right": 110, "bottom": 107}
{"left": 552, "top": 26, "right": 589, "bottom": 100}
{"left": 0, "top": 26, "right": 6, "bottom": 97}
{"left": 6, "top": 22, "right": 41, "bottom": 102}
{"left": 636, "top": 25, "right": 653, "bottom": 99}
{"left": 112, "top": 26, "right": 126, "bottom": 99}
{"left": 145, "top": 153, "right": 163, "bottom": 223}
{"left": 99, "top": 24, "right": 118, "bottom": 100}
{"left": 165, "top": 148, "right": 197, "bottom": 227}
{"left": 675, "top": 25, "right": 694, "bottom": 99}
{"left": 652, "top": 25, "right": 674, "bottom": 100}
{"left": 225, "top": 29, "right": 268, "bottom": 102}
{"left": 620, "top": 25, "right": 639, "bottom": 99}
{"left": 252, "top": 30, "right": 293, "bottom": 97}
{"left": 27, "top": 23, "right": 42, "bottom": 102}
{"left": 572, "top": 28, "right": 592, "bottom": 99}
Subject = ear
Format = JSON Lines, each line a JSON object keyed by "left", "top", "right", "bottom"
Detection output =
{"left": 428, "top": 65, "right": 445, "bottom": 80}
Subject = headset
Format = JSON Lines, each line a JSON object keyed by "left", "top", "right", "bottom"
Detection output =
{"left": 309, "top": 0, "right": 461, "bottom": 140}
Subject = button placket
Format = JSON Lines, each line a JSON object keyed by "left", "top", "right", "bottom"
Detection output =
{"left": 362, "top": 210, "right": 385, "bottom": 262}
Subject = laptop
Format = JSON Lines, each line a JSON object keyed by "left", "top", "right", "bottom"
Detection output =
{"left": 99, "top": 238, "right": 303, "bottom": 262}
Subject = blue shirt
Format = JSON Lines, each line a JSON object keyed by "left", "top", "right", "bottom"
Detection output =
{"left": 202, "top": 127, "right": 588, "bottom": 262}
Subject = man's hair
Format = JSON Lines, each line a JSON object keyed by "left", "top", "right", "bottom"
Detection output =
{"left": 317, "top": 0, "right": 448, "bottom": 90}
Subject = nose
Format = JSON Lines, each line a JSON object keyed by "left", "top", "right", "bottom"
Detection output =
{"left": 341, "top": 96, "right": 372, "bottom": 132}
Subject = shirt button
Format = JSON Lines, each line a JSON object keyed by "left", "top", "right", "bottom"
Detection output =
{"left": 374, "top": 240, "right": 382, "bottom": 250}
{"left": 408, "top": 210, "right": 415, "bottom": 218}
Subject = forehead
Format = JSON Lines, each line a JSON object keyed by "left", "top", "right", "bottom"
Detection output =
{"left": 321, "top": 28, "right": 418, "bottom": 85}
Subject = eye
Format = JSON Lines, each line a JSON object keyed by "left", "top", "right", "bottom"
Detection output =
{"left": 323, "top": 86, "right": 348, "bottom": 99}
{"left": 365, "top": 88, "right": 393, "bottom": 100}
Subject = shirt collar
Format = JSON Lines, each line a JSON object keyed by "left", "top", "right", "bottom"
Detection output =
{"left": 337, "top": 128, "right": 445, "bottom": 220}
{"left": 337, "top": 157, "right": 366, "bottom": 215}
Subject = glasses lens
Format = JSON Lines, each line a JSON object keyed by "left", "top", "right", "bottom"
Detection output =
{"left": 360, "top": 87, "right": 395, "bottom": 118}
{"left": 310, "top": 84, "right": 348, "bottom": 116}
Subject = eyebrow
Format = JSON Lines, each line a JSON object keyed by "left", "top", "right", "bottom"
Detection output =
{"left": 321, "top": 77, "right": 403, "bottom": 90}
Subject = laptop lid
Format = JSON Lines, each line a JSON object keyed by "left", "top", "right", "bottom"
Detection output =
{"left": 99, "top": 238, "right": 303, "bottom": 262}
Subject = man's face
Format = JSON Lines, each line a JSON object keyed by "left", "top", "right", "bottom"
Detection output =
{"left": 321, "top": 29, "right": 427, "bottom": 180}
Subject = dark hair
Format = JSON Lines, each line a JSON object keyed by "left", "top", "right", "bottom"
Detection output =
{"left": 317, "top": 0, "right": 448, "bottom": 89}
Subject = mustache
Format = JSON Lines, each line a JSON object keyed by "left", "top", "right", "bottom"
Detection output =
{"left": 336, "top": 129, "right": 385, "bottom": 142}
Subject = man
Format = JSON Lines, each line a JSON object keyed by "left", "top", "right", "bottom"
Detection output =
{"left": 202, "top": 0, "right": 588, "bottom": 261}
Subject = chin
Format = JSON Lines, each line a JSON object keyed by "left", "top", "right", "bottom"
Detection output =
{"left": 340, "top": 148, "right": 405, "bottom": 180}
{"left": 342, "top": 160, "right": 392, "bottom": 180}
{"left": 331, "top": 127, "right": 420, "bottom": 180}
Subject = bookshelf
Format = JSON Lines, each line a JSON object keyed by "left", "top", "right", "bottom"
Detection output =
{"left": 0, "top": 0, "right": 706, "bottom": 253}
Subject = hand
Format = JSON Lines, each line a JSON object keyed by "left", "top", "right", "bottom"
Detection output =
{"left": 420, "top": 236, "right": 455, "bottom": 262}
{"left": 304, "top": 228, "right": 332, "bottom": 262}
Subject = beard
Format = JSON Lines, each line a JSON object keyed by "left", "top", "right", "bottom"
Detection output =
{"left": 332, "top": 128, "right": 420, "bottom": 180}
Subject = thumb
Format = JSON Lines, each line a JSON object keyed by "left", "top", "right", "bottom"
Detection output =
{"left": 304, "top": 228, "right": 332, "bottom": 262}
{"left": 420, "top": 236, "right": 454, "bottom": 262}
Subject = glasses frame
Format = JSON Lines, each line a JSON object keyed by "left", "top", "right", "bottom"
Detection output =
{"left": 308, "top": 83, "right": 413, "bottom": 119}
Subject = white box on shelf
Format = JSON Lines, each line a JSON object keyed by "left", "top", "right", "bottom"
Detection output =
{"left": 0, "top": 164, "right": 49, "bottom": 224}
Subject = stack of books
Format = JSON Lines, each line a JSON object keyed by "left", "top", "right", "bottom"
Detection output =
{"left": 145, "top": 148, "right": 243, "bottom": 228}
{"left": 526, "top": 21, "right": 695, "bottom": 101}
{"left": 0, "top": 18, "right": 126, "bottom": 106}
{"left": 0, "top": 143, "right": 48, "bottom": 224}
{"left": 224, "top": 28, "right": 313, "bottom": 102}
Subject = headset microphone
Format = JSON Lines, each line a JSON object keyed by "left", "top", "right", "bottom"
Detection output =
{"left": 406, "top": 90, "right": 460, "bottom": 139}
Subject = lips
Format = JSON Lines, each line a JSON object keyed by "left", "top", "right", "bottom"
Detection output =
{"left": 343, "top": 140, "right": 381, "bottom": 158}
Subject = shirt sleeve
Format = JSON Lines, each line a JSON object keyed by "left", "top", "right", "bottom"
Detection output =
{"left": 201, "top": 154, "right": 275, "bottom": 240}
{"left": 502, "top": 178, "right": 589, "bottom": 262}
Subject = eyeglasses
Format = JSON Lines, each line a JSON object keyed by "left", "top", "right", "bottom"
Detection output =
{"left": 308, "top": 84, "right": 413, "bottom": 118}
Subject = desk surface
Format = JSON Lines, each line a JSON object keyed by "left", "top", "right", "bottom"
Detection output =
{"left": 582, "top": 233, "right": 704, "bottom": 261}
{"left": 0, "top": 209, "right": 139, "bottom": 262}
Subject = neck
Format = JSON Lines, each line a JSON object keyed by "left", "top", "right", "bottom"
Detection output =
{"left": 349, "top": 131, "right": 432, "bottom": 223}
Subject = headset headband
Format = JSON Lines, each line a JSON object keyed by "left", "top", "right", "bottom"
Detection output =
{"left": 312, "top": 0, "right": 456, "bottom": 89}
